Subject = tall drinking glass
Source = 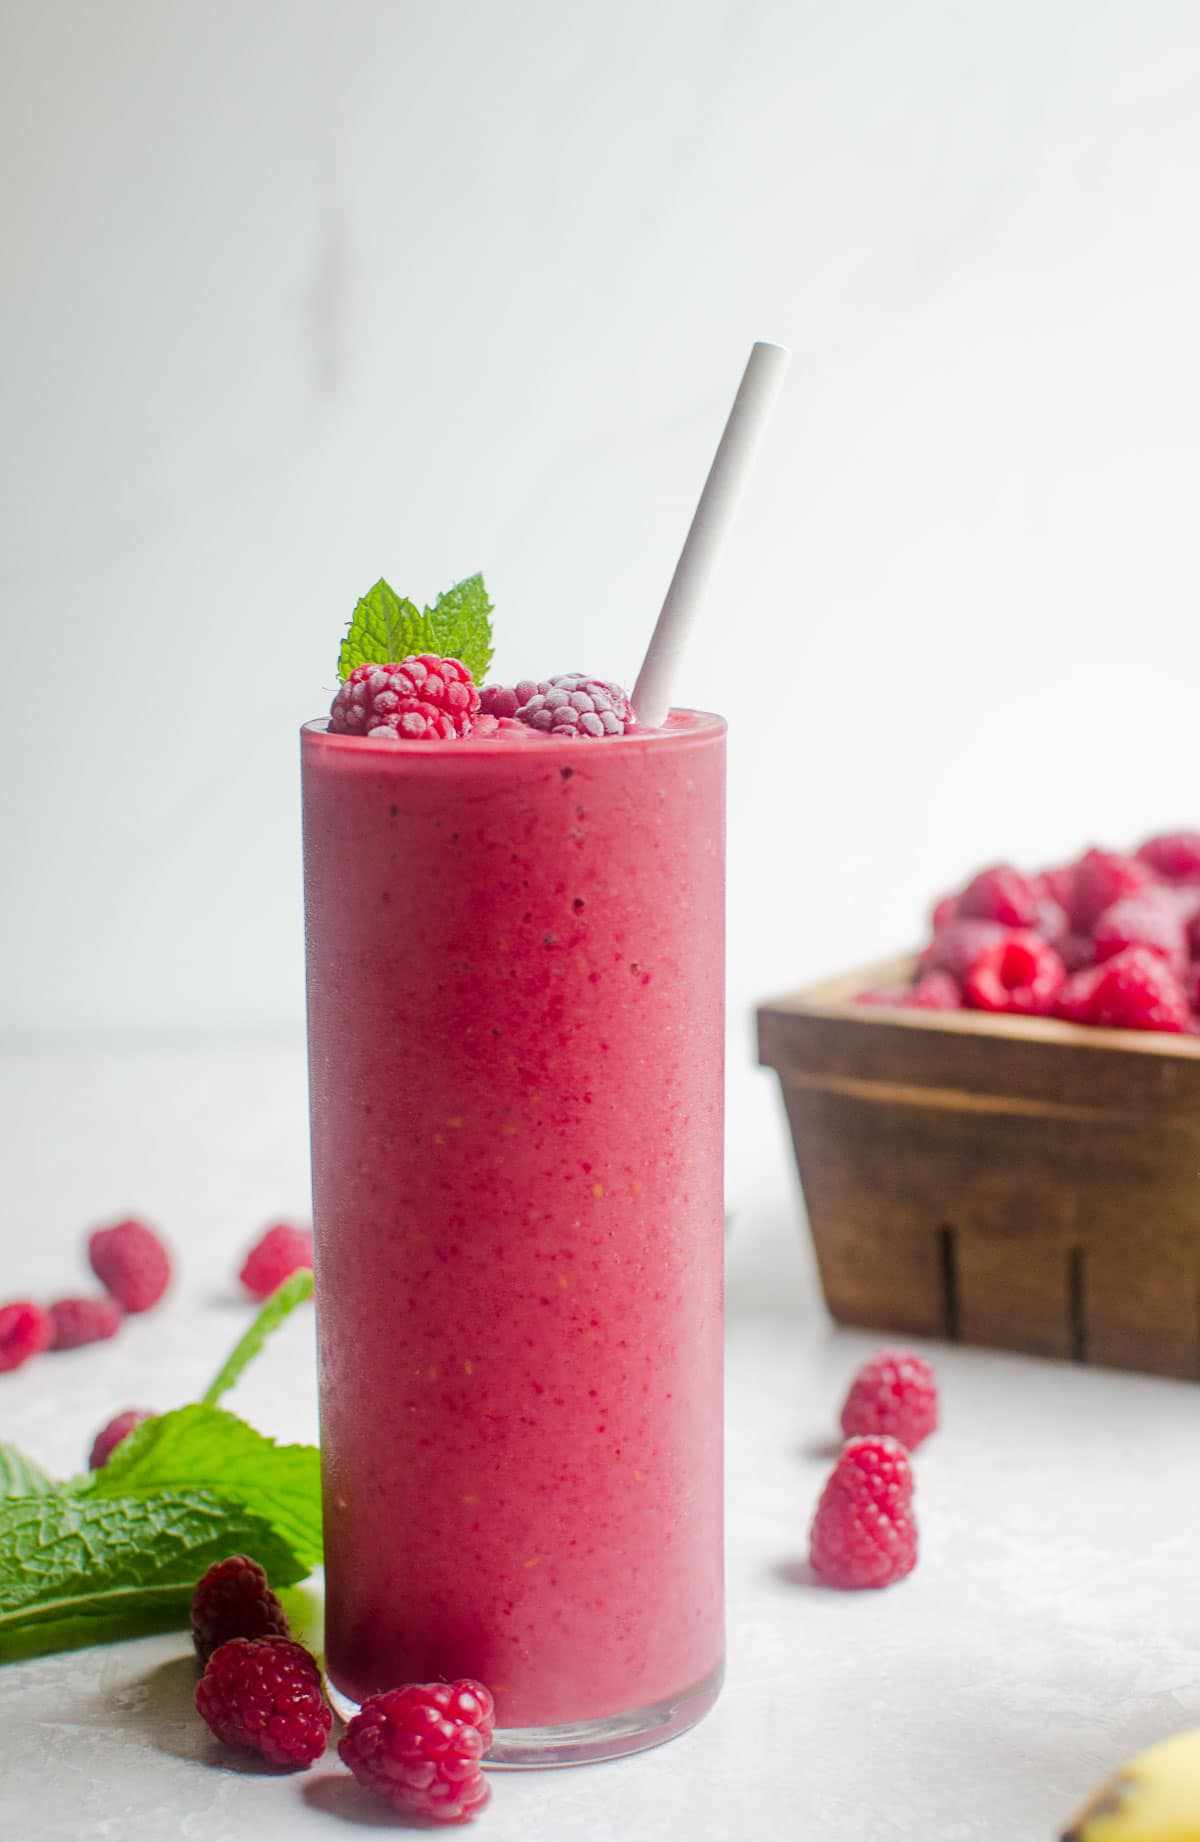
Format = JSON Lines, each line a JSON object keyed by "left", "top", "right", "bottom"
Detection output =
{"left": 302, "top": 711, "right": 725, "bottom": 1764}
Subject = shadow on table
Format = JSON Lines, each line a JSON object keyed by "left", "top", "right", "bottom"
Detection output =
{"left": 772, "top": 1557, "right": 825, "bottom": 1590}
{"left": 304, "top": 1773, "right": 434, "bottom": 1827}
{"left": 109, "top": 1653, "right": 319, "bottom": 1774}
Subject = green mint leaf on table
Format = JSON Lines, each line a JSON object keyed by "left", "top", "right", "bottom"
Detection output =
{"left": 337, "top": 573, "right": 494, "bottom": 684}
{"left": 0, "top": 1489, "right": 306, "bottom": 1662}
{"left": 0, "top": 1443, "right": 56, "bottom": 1498}
{"left": 88, "top": 1404, "right": 322, "bottom": 1571}
{"left": 202, "top": 1266, "right": 314, "bottom": 1407}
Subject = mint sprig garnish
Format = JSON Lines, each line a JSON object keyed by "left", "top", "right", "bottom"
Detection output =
{"left": 0, "top": 1274, "right": 320, "bottom": 1663}
{"left": 337, "top": 573, "right": 494, "bottom": 684}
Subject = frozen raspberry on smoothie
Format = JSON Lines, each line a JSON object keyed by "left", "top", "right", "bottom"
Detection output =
{"left": 330, "top": 657, "right": 480, "bottom": 741}
{"left": 516, "top": 674, "right": 635, "bottom": 737}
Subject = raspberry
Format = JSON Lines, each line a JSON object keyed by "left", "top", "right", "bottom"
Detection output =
{"left": 958, "top": 864, "right": 1039, "bottom": 928}
{"left": 88, "top": 1218, "right": 171, "bottom": 1313}
{"left": 239, "top": 1223, "right": 314, "bottom": 1301}
{"left": 930, "top": 894, "right": 958, "bottom": 931}
{"left": 339, "top": 1680, "right": 495, "bottom": 1824}
{"left": 963, "top": 931, "right": 1066, "bottom": 1016}
{"left": 1136, "top": 831, "right": 1200, "bottom": 884}
{"left": 840, "top": 1350, "right": 939, "bottom": 1450}
{"left": 48, "top": 1295, "right": 122, "bottom": 1350}
{"left": 329, "top": 657, "right": 479, "bottom": 741}
{"left": 89, "top": 1408, "right": 151, "bottom": 1469}
{"left": 0, "top": 1301, "right": 52, "bottom": 1373}
{"left": 1033, "top": 895, "right": 1070, "bottom": 946}
{"left": 1055, "top": 945, "right": 1191, "bottom": 1034}
{"left": 1092, "top": 889, "right": 1187, "bottom": 972}
{"left": 195, "top": 1637, "right": 330, "bottom": 1767}
{"left": 516, "top": 673, "right": 634, "bottom": 738}
{"left": 809, "top": 1436, "right": 918, "bottom": 1590}
{"left": 477, "top": 684, "right": 520, "bottom": 718}
{"left": 1033, "top": 865, "right": 1075, "bottom": 911}
{"left": 918, "top": 917, "right": 1010, "bottom": 984}
{"left": 1058, "top": 933, "right": 1095, "bottom": 973}
{"left": 191, "top": 1555, "right": 292, "bottom": 1664}
{"left": 1068, "top": 849, "right": 1153, "bottom": 933}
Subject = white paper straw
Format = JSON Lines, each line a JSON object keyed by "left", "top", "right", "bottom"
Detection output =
{"left": 632, "top": 340, "right": 790, "bottom": 729}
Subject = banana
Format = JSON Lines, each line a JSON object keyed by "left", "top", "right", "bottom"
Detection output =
{"left": 1063, "top": 1730, "right": 1200, "bottom": 1842}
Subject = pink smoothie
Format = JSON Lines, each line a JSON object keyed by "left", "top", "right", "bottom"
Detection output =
{"left": 302, "top": 711, "right": 725, "bottom": 1744}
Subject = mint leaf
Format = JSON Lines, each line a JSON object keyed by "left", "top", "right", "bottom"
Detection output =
{"left": 89, "top": 1405, "right": 322, "bottom": 1570}
{"left": 425, "top": 574, "right": 494, "bottom": 683}
{"left": 201, "top": 1268, "right": 314, "bottom": 1407}
{"left": 337, "top": 573, "right": 494, "bottom": 683}
{"left": 0, "top": 1443, "right": 56, "bottom": 1498}
{"left": 0, "top": 1488, "right": 306, "bottom": 1660}
{"left": 338, "top": 579, "right": 431, "bottom": 680}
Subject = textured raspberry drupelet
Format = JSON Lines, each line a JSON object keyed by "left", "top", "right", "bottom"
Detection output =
{"left": 1067, "top": 849, "right": 1154, "bottom": 933}
{"left": 88, "top": 1218, "right": 172, "bottom": 1313}
{"left": 88, "top": 1407, "right": 151, "bottom": 1469}
{"left": 840, "top": 1350, "right": 939, "bottom": 1451}
{"left": 516, "top": 673, "right": 635, "bottom": 738}
{"left": 958, "top": 863, "right": 1040, "bottom": 928}
{"left": 239, "top": 1223, "right": 314, "bottom": 1301}
{"left": 339, "top": 1680, "right": 495, "bottom": 1824}
{"left": 809, "top": 1436, "right": 918, "bottom": 1590}
{"left": 963, "top": 931, "right": 1066, "bottom": 1016}
{"left": 1092, "top": 889, "right": 1187, "bottom": 972}
{"left": 47, "top": 1295, "right": 122, "bottom": 1350}
{"left": 1055, "top": 945, "right": 1191, "bottom": 1033}
{"left": 195, "top": 1637, "right": 330, "bottom": 1766}
{"left": 191, "top": 1555, "right": 292, "bottom": 1664}
{"left": 329, "top": 657, "right": 479, "bottom": 740}
{"left": 1136, "top": 831, "right": 1200, "bottom": 884}
{"left": 0, "top": 1301, "right": 52, "bottom": 1373}
{"left": 918, "top": 917, "right": 1010, "bottom": 984}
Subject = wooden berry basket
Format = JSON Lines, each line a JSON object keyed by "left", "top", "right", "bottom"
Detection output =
{"left": 757, "top": 957, "right": 1200, "bottom": 1380}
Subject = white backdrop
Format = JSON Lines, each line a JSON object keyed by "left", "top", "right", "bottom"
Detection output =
{"left": 4, "top": 0, "right": 1200, "bottom": 1206}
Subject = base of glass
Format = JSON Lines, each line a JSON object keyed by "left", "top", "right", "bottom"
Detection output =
{"left": 327, "top": 1655, "right": 724, "bottom": 1768}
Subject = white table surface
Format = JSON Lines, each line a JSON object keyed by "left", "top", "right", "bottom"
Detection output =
{"left": 1, "top": 1038, "right": 1196, "bottom": 1842}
